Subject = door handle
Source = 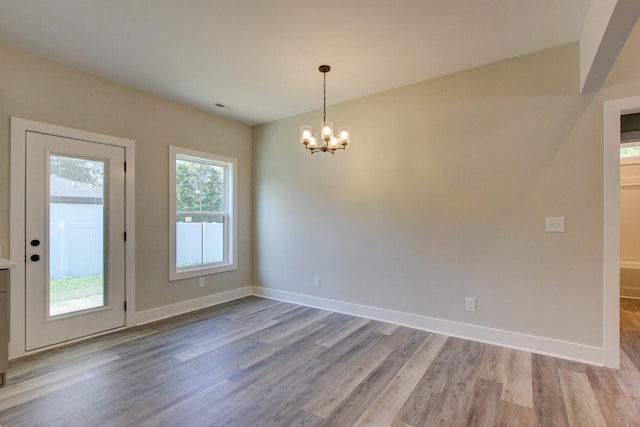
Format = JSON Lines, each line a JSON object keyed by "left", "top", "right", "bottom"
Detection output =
{"left": 30, "top": 254, "right": 40, "bottom": 262}
{"left": 30, "top": 239, "right": 40, "bottom": 247}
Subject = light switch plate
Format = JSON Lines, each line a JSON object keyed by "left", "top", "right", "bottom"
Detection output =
{"left": 546, "top": 217, "right": 565, "bottom": 233}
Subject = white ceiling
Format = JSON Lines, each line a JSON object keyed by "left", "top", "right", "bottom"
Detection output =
{"left": 0, "top": 0, "right": 591, "bottom": 125}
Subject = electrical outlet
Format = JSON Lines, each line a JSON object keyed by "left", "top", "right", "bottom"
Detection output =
{"left": 465, "top": 298, "right": 476, "bottom": 312}
{"left": 314, "top": 276, "right": 321, "bottom": 288}
{"left": 546, "top": 216, "right": 565, "bottom": 233}
{"left": 198, "top": 277, "right": 205, "bottom": 288}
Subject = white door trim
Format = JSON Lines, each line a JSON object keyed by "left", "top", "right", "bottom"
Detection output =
{"left": 603, "top": 96, "right": 640, "bottom": 368}
{"left": 9, "top": 117, "right": 136, "bottom": 359}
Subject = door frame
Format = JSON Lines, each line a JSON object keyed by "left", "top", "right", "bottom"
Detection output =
{"left": 9, "top": 117, "right": 136, "bottom": 359}
{"left": 603, "top": 96, "right": 640, "bottom": 368}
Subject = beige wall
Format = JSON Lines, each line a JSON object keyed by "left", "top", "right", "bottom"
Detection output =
{"left": 0, "top": 44, "right": 252, "bottom": 312}
{"left": 254, "top": 42, "right": 640, "bottom": 348}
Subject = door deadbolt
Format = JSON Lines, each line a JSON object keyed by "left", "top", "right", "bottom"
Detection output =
{"left": 30, "top": 239, "right": 40, "bottom": 247}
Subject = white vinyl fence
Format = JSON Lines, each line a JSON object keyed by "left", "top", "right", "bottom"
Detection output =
{"left": 49, "top": 203, "right": 223, "bottom": 278}
{"left": 49, "top": 203, "right": 104, "bottom": 279}
{"left": 176, "top": 222, "right": 224, "bottom": 267}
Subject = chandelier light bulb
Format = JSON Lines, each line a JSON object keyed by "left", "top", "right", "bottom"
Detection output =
{"left": 300, "top": 125, "right": 312, "bottom": 146}
{"left": 338, "top": 127, "right": 350, "bottom": 146}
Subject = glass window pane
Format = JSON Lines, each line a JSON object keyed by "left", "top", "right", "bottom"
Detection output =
{"left": 175, "top": 157, "right": 227, "bottom": 269}
{"left": 621, "top": 145, "right": 640, "bottom": 158}
{"left": 176, "top": 159, "right": 225, "bottom": 214}
{"left": 203, "top": 215, "right": 225, "bottom": 264}
{"left": 49, "top": 155, "right": 106, "bottom": 316}
{"left": 176, "top": 214, "right": 225, "bottom": 267}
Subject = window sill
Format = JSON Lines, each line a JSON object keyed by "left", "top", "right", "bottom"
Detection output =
{"left": 169, "top": 263, "right": 237, "bottom": 281}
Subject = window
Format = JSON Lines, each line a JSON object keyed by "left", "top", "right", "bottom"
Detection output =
{"left": 621, "top": 142, "right": 640, "bottom": 159}
{"left": 169, "top": 146, "right": 237, "bottom": 280}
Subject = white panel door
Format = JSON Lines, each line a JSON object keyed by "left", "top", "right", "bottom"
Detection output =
{"left": 25, "top": 131, "right": 126, "bottom": 350}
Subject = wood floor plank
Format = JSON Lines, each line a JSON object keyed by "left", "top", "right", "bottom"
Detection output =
{"left": 501, "top": 348, "right": 533, "bottom": 408}
{"left": 138, "top": 379, "right": 237, "bottom": 426}
{"left": 224, "top": 298, "right": 283, "bottom": 320}
{"left": 463, "top": 378, "right": 503, "bottom": 427}
{"left": 0, "top": 353, "right": 119, "bottom": 411}
{"left": 316, "top": 328, "right": 430, "bottom": 427}
{"left": 398, "top": 338, "right": 485, "bottom": 426}
{"left": 558, "top": 368, "right": 607, "bottom": 427}
{"left": 531, "top": 354, "right": 570, "bottom": 427}
{"left": 259, "top": 309, "right": 332, "bottom": 343}
{"left": 615, "top": 350, "right": 640, "bottom": 417}
{"left": 234, "top": 320, "right": 333, "bottom": 369}
{"left": 302, "top": 327, "right": 389, "bottom": 414}
{"left": 375, "top": 322, "right": 399, "bottom": 335}
{"left": 621, "top": 329, "right": 640, "bottom": 372}
{"left": 0, "top": 371, "right": 94, "bottom": 412}
{"left": 586, "top": 359, "right": 640, "bottom": 427}
{"left": 478, "top": 345, "right": 505, "bottom": 382}
{"left": 315, "top": 317, "right": 370, "bottom": 347}
{"left": 173, "top": 319, "right": 279, "bottom": 361}
{"left": 213, "top": 358, "right": 329, "bottom": 426}
{"left": 311, "top": 342, "right": 395, "bottom": 418}
{"left": 353, "top": 333, "right": 447, "bottom": 426}
{"left": 496, "top": 401, "right": 535, "bottom": 427}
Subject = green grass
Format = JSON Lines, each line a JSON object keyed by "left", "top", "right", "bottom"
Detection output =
{"left": 49, "top": 274, "right": 103, "bottom": 303}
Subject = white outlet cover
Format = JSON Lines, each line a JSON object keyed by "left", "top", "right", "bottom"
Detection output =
{"left": 546, "top": 217, "right": 565, "bottom": 233}
{"left": 465, "top": 298, "right": 476, "bottom": 312}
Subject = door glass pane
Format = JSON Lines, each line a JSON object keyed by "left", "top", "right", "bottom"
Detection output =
{"left": 49, "top": 155, "right": 106, "bottom": 316}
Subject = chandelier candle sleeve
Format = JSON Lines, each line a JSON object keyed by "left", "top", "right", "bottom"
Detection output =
{"left": 308, "top": 133, "right": 317, "bottom": 149}
{"left": 339, "top": 127, "right": 350, "bottom": 146}
{"left": 300, "top": 126, "right": 312, "bottom": 145}
{"left": 299, "top": 65, "right": 350, "bottom": 155}
{"left": 321, "top": 122, "right": 333, "bottom": 141}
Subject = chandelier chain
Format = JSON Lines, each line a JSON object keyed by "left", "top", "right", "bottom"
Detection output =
{"left": 323, "top": 70, "right": 327, "bottom": 123}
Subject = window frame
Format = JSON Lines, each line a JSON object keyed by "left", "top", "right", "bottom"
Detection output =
{"left": 169, "top": 146, "right": 237, "bottom": 281}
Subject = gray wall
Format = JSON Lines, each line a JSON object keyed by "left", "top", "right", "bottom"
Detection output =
{"left": 0, "top": 44, "right": 252, "bottom": 312}
{"left": 253, "top": 41, "right": 640, "bottom": 348}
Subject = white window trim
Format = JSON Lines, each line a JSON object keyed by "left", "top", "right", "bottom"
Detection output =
{"left": 169, "top": 146, "right": 237, "bottom": 281}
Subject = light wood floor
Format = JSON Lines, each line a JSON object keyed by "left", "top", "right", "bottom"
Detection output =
{"left": 1, "top": 296, "right": 639, "bottom": 426}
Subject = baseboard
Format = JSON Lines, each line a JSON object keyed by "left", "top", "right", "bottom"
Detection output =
{"left": 621, "top": 287, "right": 640, "bottom": 299}
{"left": 135, "top": 286, "right": 252, "bottom": 325}
{"left": 251, "top": 286, "right": 604, "bottom": 366}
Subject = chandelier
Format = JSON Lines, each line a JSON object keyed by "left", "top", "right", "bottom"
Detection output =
{"left": 300, "top": 65, "right": 350, "bottom": 154}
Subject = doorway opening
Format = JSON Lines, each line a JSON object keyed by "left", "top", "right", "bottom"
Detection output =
{"left": 604, "top": 96, "right": 640, "bottom": 368}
